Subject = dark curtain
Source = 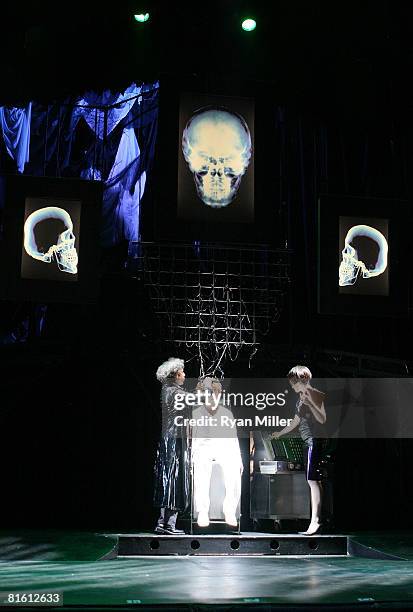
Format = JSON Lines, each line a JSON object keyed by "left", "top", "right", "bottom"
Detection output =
{"left": 276, "top": 102, "right": 412, "bottom": 530}
{"left": 276, "top": 103, "right": 410, "bottom": 357}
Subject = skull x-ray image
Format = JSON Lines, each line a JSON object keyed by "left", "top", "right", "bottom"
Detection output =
{"left": 182, "top": 107, "right": 252, "bottom": 208}
{"left": 21, "top": 198, "right": 81, "bottom": 282}
{"left": 338, "top": 217, "right": 389, "bottom": 296}
{"left": 178, "top": 94, "right": 254, "bottom": 224}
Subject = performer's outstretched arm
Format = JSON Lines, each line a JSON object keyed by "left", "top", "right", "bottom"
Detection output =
{"left": 271, "top": 414, "right": 300, "bottom": 439}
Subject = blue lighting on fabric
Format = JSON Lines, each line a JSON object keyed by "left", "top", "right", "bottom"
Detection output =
{"left": 0, "top": 82, "right": 159, "bottom": 247}
{"left": 0, "top": 103, "right": 32, "bottom": 173}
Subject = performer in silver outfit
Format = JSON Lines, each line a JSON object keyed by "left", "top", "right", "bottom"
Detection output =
{"left": 153, "top": 357, "right": 191, "bottom": 534}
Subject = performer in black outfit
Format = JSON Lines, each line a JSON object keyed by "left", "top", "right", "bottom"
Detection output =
{"left": 153, "top": 357, "right": 191, "bottom": 535}
{"left": 272, "top": 365, "right": 326, "bottom": 535}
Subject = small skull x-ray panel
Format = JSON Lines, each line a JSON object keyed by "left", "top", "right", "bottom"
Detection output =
{"left": 317, "top": 194, "right": 409, "bottom": 316}
{"left": 177, "top": 93, "right": 254, "bottom": 224}
{"left": 338, "top": 216, "right": 389, "bottom": 296}
{"left": 21, "top": 198, "right": 81, "bottom": 282}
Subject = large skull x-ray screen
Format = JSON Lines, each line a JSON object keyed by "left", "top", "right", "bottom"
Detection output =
{"left": 21, "top": 197, "right": 81, "bottom": 282}
{"left": 338, "top": 216, "right": 389, "bottom": 296}
{"left": 177, "top": 93, "right": 254, "bottom": 224}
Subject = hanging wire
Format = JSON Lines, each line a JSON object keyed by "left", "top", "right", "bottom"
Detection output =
{"left": 135, "top": 242, "right": 290, "bottom": 377}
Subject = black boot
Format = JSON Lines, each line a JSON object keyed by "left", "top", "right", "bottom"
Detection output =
{"left": 163, "top": 525, "right": 185, "bottom": 535}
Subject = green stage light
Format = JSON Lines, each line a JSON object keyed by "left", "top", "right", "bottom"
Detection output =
{"left": 241, "top": 18, "right": 256, "bottom": 32}
{"left": 134, "top": 13, "right": 150, "bottom": 23}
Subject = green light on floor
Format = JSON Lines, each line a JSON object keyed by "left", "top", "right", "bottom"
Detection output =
{"left": 241, "top": 18, "right": 256, "bottom": 32}
{"left": 134, "top": 13, "right": 150, "bottom": 23}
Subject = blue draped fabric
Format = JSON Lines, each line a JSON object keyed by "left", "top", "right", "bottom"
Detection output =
{"left": 73, "top": 83, "right": 140, "bottom": 140}
{"left": 0, "top": 82, "right": 159, "bottom": 246}
{"left": 102, "top": 125, "right": 147, "bottom": 244}
{"left": 72, "top": 82, "right": 156, "bottom": 244}
{"left": 0, "top": 103, "right": 32, "bottom": 173}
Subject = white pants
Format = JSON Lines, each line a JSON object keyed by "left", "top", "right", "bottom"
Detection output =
{"left": 192, "top": 438, "right": 242, "bottom": 517}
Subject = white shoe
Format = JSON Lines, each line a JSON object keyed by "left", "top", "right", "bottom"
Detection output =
{"left": 299, "top": 521, "right": 322, "bottom": 535}
{"left": 224, "top": 513, "right": 238, "bottom": 527}
{"left": 197, "top": 512, "right": 210, "bottom": 527}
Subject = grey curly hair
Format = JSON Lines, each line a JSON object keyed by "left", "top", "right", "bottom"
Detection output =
{"left": 156, "top": 357, "right": 185, "bottom": 383}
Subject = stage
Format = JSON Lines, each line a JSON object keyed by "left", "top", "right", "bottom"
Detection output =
{"left": 112, "top": 532, "right": 365, "bottom": 558}
{"left": 0, "top": 530, "right": 413, "bottom": 610}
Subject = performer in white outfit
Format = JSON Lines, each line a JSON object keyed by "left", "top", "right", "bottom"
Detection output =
{"left": 191, "top": 377, "right": 243, "bottom": 528}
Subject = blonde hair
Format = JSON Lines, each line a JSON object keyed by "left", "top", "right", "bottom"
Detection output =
{"left": 287, "top": 365, "right": 312, "bottom": 382}
{"left": 199, "top": 376, "right": 222, "bottom": 392}
{"left": 156, "top": 357, "right": 185, "bottom": 383}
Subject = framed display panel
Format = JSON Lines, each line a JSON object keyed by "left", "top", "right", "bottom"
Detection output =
{"left": 153, "top": 80, "right": 283, "bottom": 245}
{"left": 177, "top": 92, "right": 254, "bottom": 225}
{"left": 318, "top": 194, "right": 409, "bottom": 316}
{"left": 0, "top": 175, "right": 102, "bottom": 303}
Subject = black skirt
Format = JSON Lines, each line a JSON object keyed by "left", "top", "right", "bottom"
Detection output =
{"left": 303, "top": 438, "right": 324, "bottom": 481}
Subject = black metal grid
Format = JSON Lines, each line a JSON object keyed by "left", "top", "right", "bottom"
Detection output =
{"left": 129, "top": 241, "right": 291, "bottom": 375}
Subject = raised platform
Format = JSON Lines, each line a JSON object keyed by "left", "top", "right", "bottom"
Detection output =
{"left": 100, "top": 531, "right": 405, "bottom": 560}
{"left": 107, "top": 531, "right": 347, "bottom": 558}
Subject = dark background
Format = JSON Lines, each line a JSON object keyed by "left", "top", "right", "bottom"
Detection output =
{"left": 1, "top": 0, "right": 413, "bottom": 533}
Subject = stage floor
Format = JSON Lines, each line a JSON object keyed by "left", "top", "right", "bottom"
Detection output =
{"left": 0, "top": 530, "right": 413, "bottom": 609}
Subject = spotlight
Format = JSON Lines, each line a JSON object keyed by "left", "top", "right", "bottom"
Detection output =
{"left": 241, "top": 18, "right": 256, "bottom": 32}
{"left": 134, "top": 13, "right": 150, "bottom": 23}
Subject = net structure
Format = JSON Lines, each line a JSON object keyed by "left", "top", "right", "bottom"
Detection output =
{"left": 128, "top": 241, "right": 291, "bottom": 376}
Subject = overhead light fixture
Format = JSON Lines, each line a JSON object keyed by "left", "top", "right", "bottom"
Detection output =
{"left": 134, "top": 13, "right": 150, "bottom": 23}
{"left": 241, "top": 18, "right": 256, "bottom": 32}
